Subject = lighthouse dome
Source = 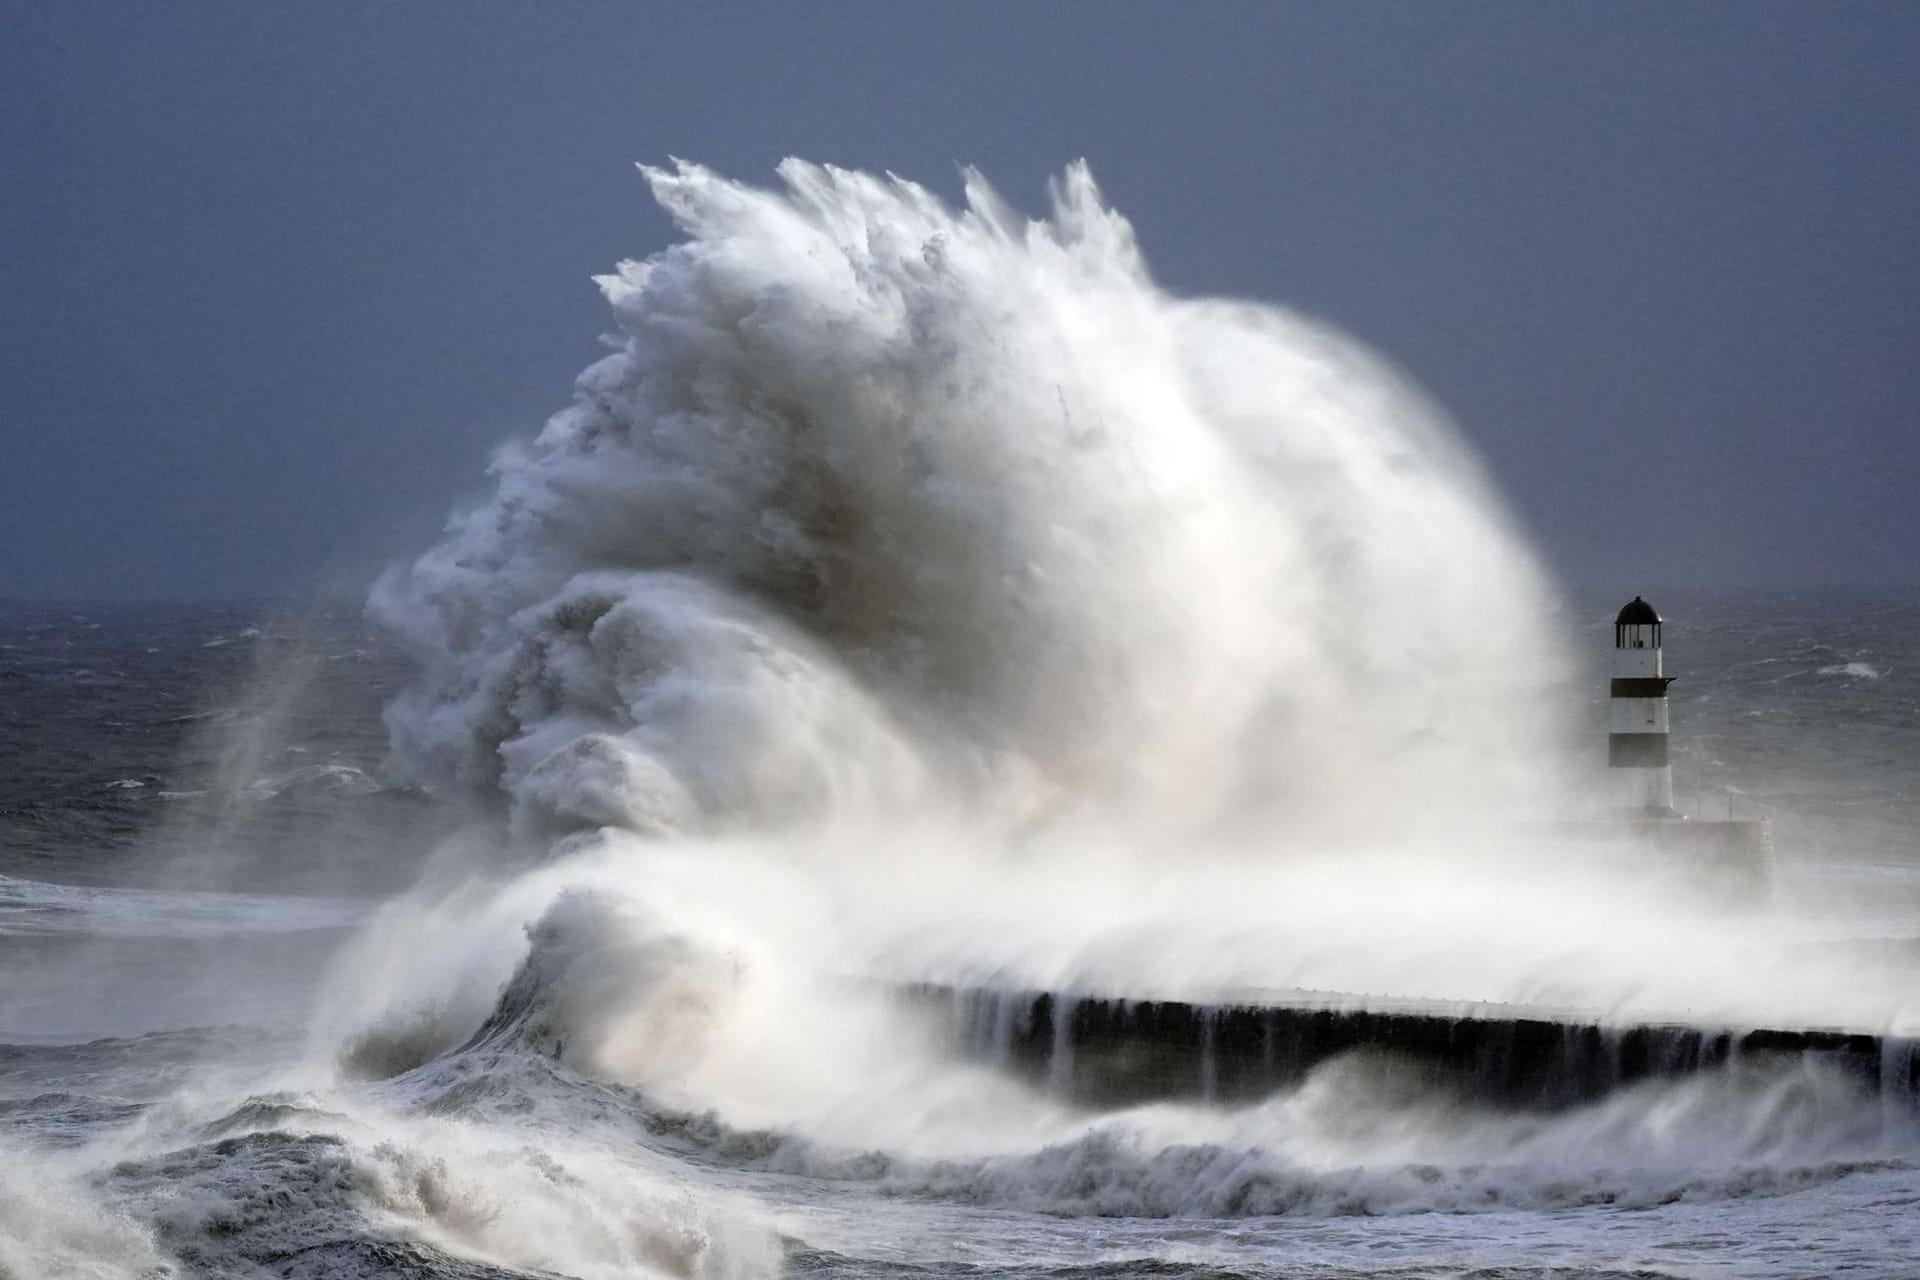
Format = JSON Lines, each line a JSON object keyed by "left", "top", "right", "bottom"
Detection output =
{"left": 1615, "top": 596, "right": 1661, "bottom": 627}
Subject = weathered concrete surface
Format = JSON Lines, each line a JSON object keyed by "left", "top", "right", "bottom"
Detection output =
{"left": 916, "top": 984, "right": 1919, "bottom": 1110}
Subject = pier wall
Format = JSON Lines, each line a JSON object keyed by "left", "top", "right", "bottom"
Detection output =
{"left": 920, "top": 985, "right": 1918, "bottom": 1111}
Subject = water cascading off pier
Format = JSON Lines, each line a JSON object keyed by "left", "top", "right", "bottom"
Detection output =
{"left": 915, "top": 984, "right": 1920, "bottom": 1111}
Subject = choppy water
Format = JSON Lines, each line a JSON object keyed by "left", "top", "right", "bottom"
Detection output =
{"left": 0, "top": 595, "right": 1915, "bottom": 1279}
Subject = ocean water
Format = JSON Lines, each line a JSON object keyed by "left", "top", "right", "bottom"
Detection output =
{"left": 5, "top": 163, "right": 1917, "bottom": 1279}
{"left": 1, "top": 595, "right": 1916, "bottom": 1279}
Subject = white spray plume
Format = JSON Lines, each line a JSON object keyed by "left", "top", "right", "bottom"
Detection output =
{"left": 326, "top": 163, "right": 1920, "bottom": 1210}
{"left": 373, "top": 158, "right": 1569, "bottom": 850}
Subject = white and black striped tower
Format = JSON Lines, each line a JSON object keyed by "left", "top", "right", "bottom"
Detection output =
{"left": 1609, "top": 596, "right": 1676, "bottom": 816}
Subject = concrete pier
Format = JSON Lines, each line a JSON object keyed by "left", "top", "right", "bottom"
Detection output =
{"left": 918, "top": 984, "right": 1920, "bottom": 1110}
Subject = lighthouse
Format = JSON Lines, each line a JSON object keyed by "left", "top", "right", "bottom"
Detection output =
{"left": 1609, "top": 596, "right": 1676, "bottom": 815}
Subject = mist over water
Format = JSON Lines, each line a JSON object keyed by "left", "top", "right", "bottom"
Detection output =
{"left": 6, "top": 163, "right": 1919, "bottom": 1278}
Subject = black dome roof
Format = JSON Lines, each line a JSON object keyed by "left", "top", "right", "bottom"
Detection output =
{"left": 1615, "top": 596, "right": 1661, "bottom": 626}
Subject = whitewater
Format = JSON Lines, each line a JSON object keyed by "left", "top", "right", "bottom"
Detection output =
{"left": 3, "top": 162, "right": 1918, "bottom": 1279}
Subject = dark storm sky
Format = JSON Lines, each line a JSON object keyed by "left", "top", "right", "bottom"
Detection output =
{"left": 3, "top": 3, "right": 1915, "bottom": 600}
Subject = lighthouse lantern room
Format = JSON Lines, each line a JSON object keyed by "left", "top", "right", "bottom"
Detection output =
{"left": 1609, "top": 596, "right": 1676, "bottom": 816}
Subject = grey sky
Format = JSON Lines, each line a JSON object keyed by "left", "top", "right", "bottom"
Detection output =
{"left": 3, "top": 2, "right": 1915, "bottom": 600}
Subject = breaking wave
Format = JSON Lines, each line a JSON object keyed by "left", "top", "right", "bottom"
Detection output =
{"left": 371, "top": 158, "right": 1569, "bottom": 849}
{"left": 34, "top": 161, "right": 1910, "bottom": 1278}
{"left": 326, "top": 159, "right": 1920, "bottom": 1252}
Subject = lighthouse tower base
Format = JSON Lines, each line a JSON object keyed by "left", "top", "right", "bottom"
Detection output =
{"left": 1547, "top": 812, "right": 1776, "bottom": 908}
{"left": 1610, "top": 766, "right": 1676, "bottom": 817}
{"left": 1631, "top": 815, "right": 1774, "bottom": 904}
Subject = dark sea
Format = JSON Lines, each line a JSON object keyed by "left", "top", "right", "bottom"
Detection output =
{"left": 0, "top": 592, "right": 1915, "bottom": 1280}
